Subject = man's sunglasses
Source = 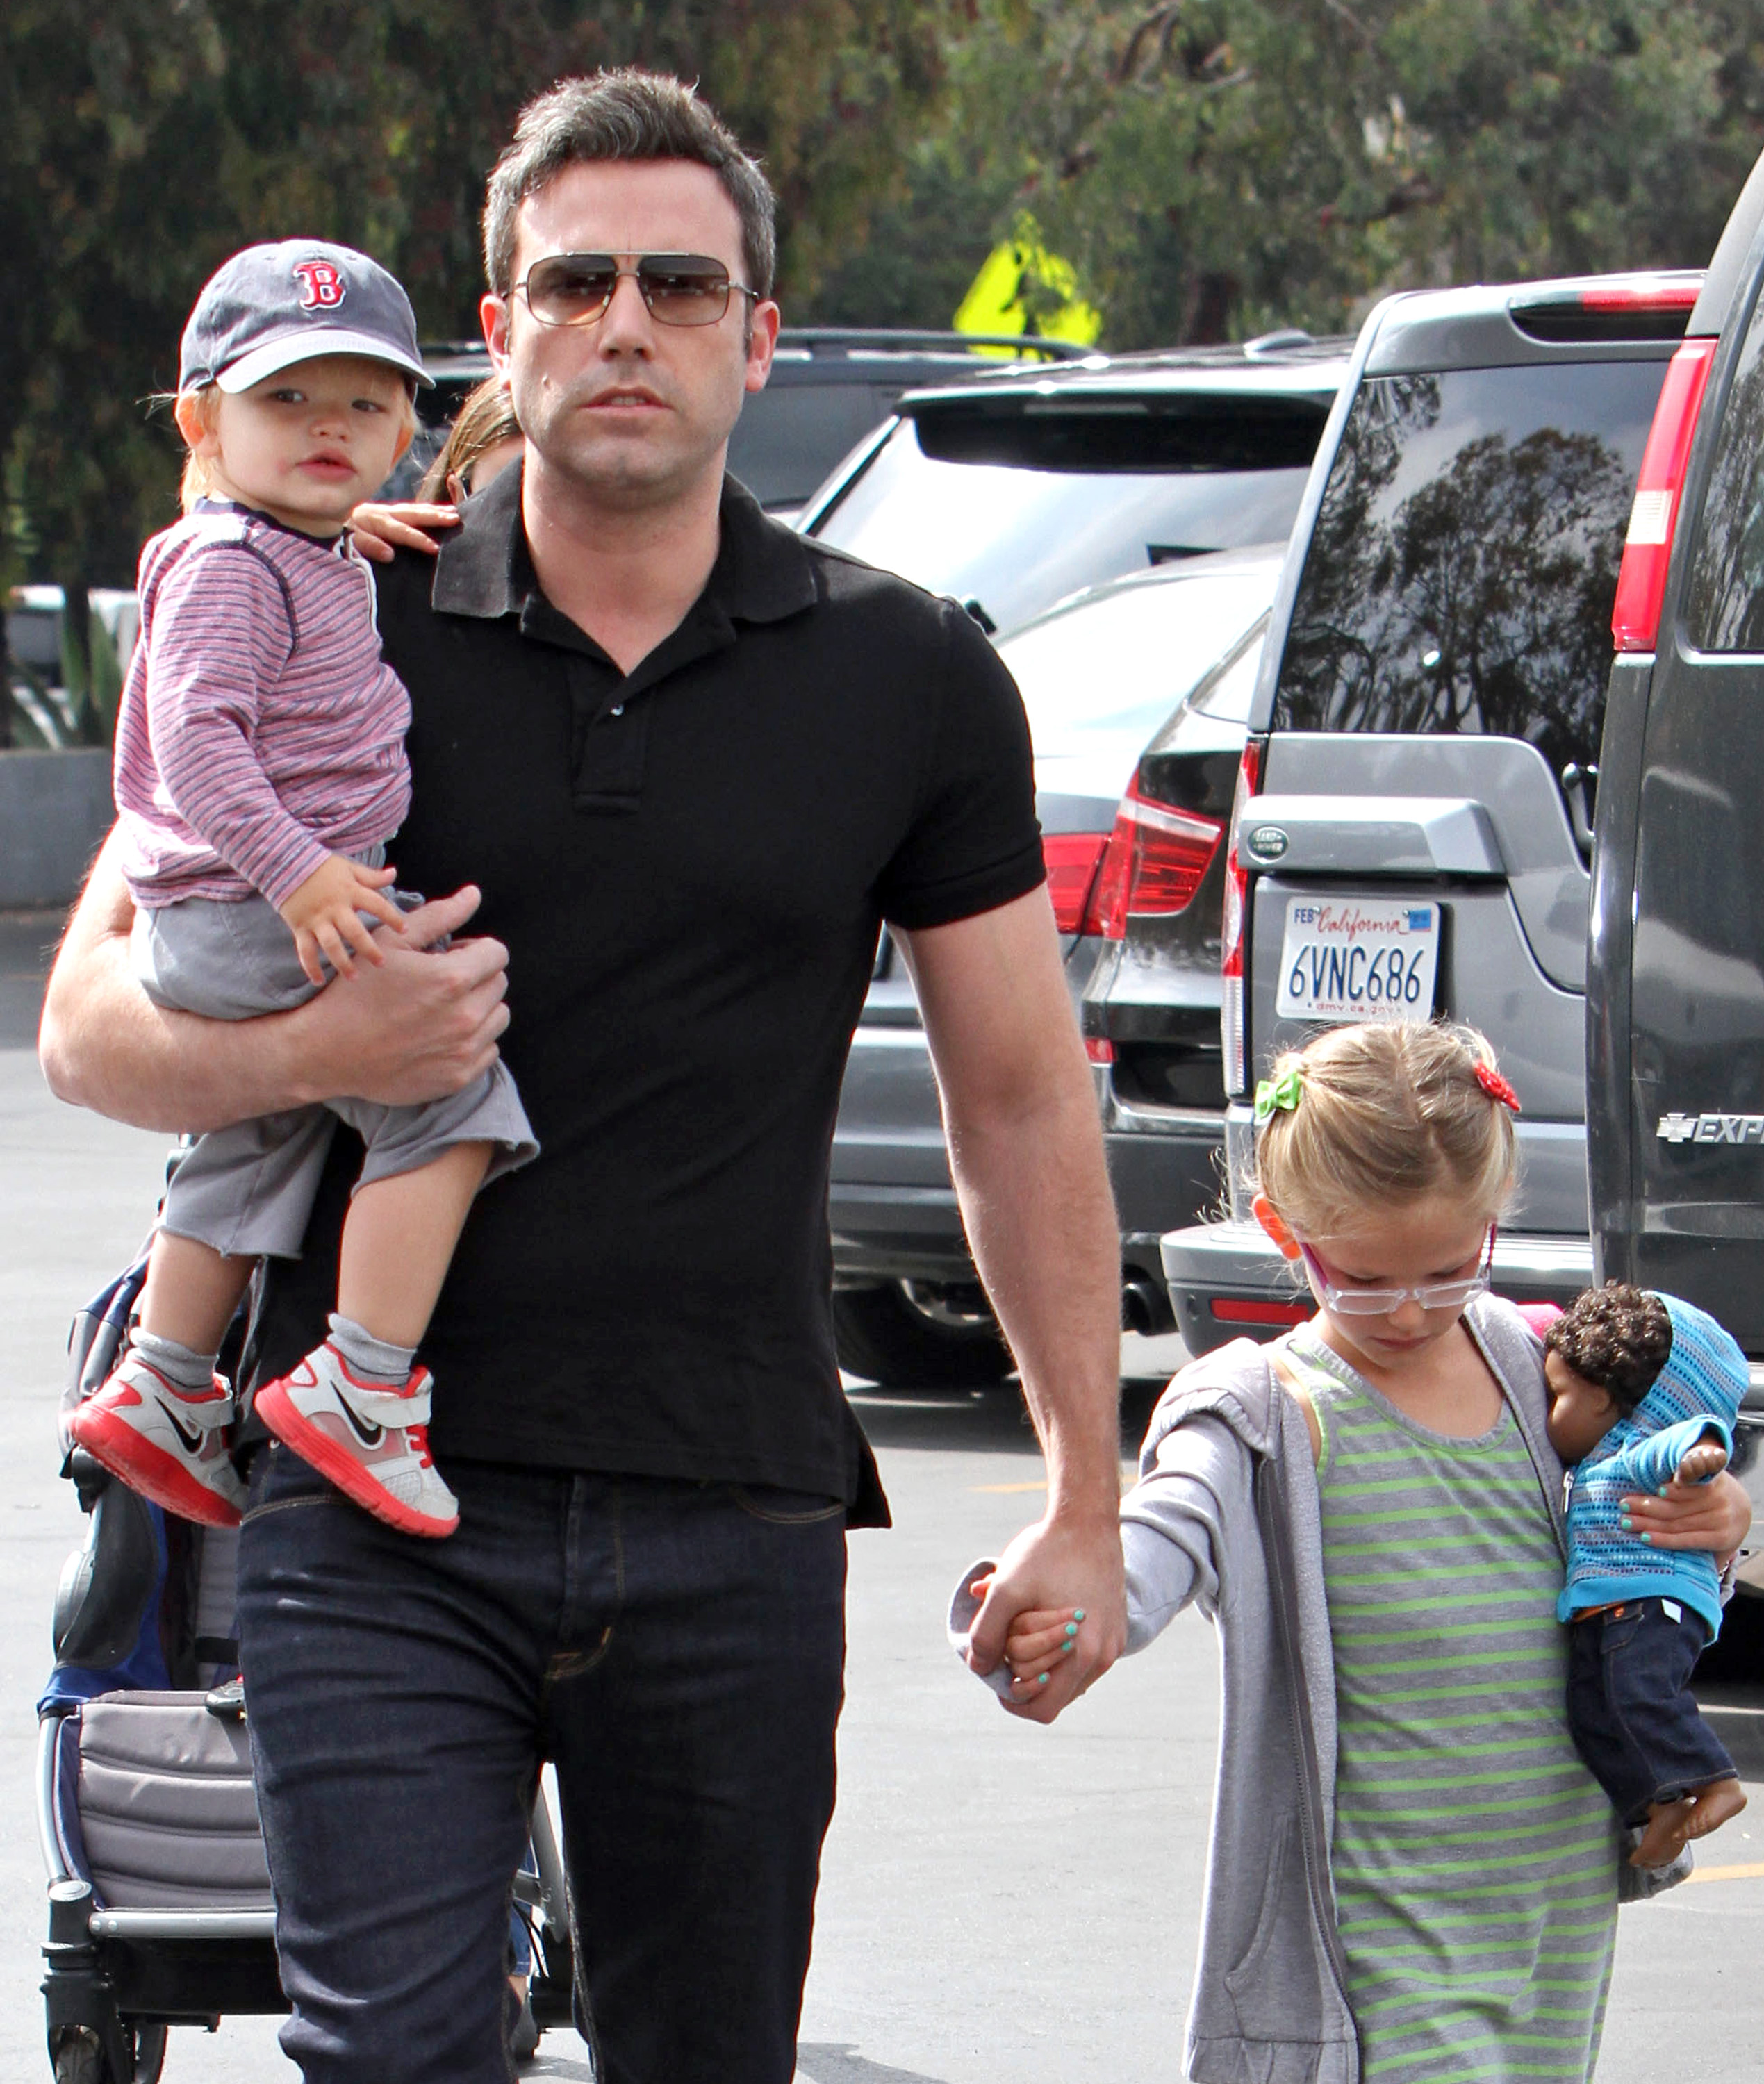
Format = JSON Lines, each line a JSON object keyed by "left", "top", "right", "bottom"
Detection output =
{"left": 515, "top": 253, "right": 759, "bottom": 330}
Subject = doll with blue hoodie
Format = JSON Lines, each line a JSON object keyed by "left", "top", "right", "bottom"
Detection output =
{"left": 1543, "top": 1283, "right": 1749, "bottom": 1869}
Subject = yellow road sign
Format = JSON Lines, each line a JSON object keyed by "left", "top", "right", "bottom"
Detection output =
{"left": 954, "top": 220, "right": 1103, "bottom": 352}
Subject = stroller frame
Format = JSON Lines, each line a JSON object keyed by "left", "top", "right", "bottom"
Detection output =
{"left": 40, "top": 1252, "right": 581, "bottom": 2081}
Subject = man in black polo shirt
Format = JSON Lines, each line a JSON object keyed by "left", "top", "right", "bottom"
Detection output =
{"left": 42, "top": 69, "right": 1125, "bottom": 2084}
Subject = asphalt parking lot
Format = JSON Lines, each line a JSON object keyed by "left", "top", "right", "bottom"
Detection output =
{"left": 1, "top": 907, "right": 1761, "bottom": 2083}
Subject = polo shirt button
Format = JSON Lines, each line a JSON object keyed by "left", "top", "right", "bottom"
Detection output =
{"left": 610, "top": 702, "right": 625, "bottom": 717}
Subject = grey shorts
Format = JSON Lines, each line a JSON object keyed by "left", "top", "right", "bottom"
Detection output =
{"left": 133, "top": 891, "right": 538, "bottom": 1261}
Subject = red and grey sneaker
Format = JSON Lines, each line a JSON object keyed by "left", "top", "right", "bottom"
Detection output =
{"left": 254, "top": 1343, "right": 459, "bottom": 1538}
{"left": 69, "top": 1353, "right": 246, "bottom": 1528}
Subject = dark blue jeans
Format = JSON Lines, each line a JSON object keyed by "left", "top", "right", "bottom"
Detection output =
{"left": 236, "top": 1443, "right": 847, "bottom": 2083}
{"left": 1567, "top": 1597, "right": 1737, "bottom": 1824}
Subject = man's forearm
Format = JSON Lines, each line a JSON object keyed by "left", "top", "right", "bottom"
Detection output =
{"left": 40, "top": 830, "right": 511, "bottom": 1130}
{"left": 945, "top": 1070, "right": 1123, "bottom": 1520}
{"left": 40, "top": 834, "right": 322, "bottom": 1132}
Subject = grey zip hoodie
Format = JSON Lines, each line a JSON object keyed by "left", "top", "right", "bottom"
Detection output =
{"left": 950, "top": 1295, "right": 1683, "bottom": 2084}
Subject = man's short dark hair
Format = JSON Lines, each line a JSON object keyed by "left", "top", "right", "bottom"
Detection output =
{"left": 483, "top": 69, "right": 777, "bottom": 301}
{"left": 1544, "top": 1282, "right": 1673, "bottom": 1413}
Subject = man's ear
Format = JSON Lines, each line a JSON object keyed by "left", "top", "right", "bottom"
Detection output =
{"left": 744, "top": 297, "right": 781, "bottom": 395}
{"left": 481, "top": 292, "right": 512, "bottom": 379}
{"left": 1252, "top": 1194, "right": 1302, "bottom": 1262}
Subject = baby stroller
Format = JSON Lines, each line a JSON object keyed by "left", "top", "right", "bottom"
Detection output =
{"left": 38, "top": 1253, "right": 579, "bottom": 2081}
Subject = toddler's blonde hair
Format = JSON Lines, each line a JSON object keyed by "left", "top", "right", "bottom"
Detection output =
{"left": 1252, "top": 1021, "right": 1518, "bottom": 1239}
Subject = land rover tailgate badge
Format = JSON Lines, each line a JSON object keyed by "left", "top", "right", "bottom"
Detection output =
{"left": 1245, "top": 824, "right": 1289, "bottom": 863}
{"left": 1658, "top": 1111, "right": 1764, "bottom": 1145}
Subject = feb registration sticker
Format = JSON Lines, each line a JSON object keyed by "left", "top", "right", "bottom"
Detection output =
{"left": 1275, "top": 899, "right": 1439, "bottom": 1023}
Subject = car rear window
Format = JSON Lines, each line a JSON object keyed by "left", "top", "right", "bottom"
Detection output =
{"left": 811, "top": 404, "right": 1325, "bottom": 639}
{"left": 1000, "top": 570, "right": 1275, "bottom": 759}
{"left": 1273, "top": 361, "right": 1667, "bottom": 777}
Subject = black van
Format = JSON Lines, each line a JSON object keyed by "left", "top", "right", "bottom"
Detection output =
{"left": 1587, "top": 154, "right": 1764, "bottom": 1540}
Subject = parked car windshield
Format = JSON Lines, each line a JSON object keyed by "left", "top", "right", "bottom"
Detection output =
{"left": 811, "top": 408, "right": 1319, "bottom": 638}
{"left": 1273, "top": 361, "right": 1666, "bottom": 777}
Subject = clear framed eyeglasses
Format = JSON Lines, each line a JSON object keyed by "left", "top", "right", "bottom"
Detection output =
{"left": 1297, "top": 1229, "right": 1495, "bottom": 1318}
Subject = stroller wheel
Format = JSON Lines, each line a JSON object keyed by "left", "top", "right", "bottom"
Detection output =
{"left": 50, "top": 2022, "right": 166, "bottom": 2084}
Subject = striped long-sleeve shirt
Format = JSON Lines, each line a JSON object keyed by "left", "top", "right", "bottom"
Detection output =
{"left": 113, "top": 502, "right": 412, "bottom": 910}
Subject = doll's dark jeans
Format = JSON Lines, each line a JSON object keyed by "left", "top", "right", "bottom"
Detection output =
{"left": 1567, "top": 1596, "right": 1736, "bottom": 1823}
{"left": 236, "top": 1441, "right": 846, "bottom": 2084}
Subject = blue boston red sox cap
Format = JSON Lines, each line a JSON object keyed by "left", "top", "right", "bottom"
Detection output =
{"left": 179, "top": 240, "right": 431, "bottom": 395}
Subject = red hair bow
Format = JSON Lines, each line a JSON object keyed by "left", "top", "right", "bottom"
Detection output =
{"left": 1474, "top": 1062, "right": 1522, "bottom": 1112}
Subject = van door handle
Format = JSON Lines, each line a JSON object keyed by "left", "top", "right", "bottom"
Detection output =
{"left": 1560, "top": 763, "right": 1598, "bottom": 857}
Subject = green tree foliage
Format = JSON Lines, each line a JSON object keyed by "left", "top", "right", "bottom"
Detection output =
{"left": 2, "top": 0, "right": 946, "bottom": 588}
{"left": 6, "top": 0, "right": 1764, "bottom": 597}
{"left": 819, "top": 0, "right": 1764, "bottom": 347}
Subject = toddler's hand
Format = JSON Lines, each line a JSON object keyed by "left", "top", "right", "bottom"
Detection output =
{"left": 278, "top": 854, "right": 405, "bottom": 984}
{"left": 1675, "top": 1437, "right": 1730, "bottom": 1486}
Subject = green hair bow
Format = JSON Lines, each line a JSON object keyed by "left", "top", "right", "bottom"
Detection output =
{"left": 1253, "top": 1068, "right": 1303, "bottom": 1124}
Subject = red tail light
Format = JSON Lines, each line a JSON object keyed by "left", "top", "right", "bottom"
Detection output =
{"left": 1209, "top": 1296, "right": 1310, "bottom": 1327}
{"left": 1081, "top": 779, "right": 1223, "bottom": 940}
{"left": 1220, "top": 741, "right": 1262, "bottom": 1095}
{"left": 1611, "top": 337, "right": 1718, "bottom": 652}
{"left": 1043, "top": 832, "right": 1111, "bottom": 934}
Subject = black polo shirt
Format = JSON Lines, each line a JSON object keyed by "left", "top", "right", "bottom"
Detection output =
{"left": 251, "top": 468, "right": 1044, "bottom": 1519}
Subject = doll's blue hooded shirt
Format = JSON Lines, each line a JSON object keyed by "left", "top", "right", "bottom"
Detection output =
{"left": 1558, "top": 1294, "right": 1743, "bottom": 1635}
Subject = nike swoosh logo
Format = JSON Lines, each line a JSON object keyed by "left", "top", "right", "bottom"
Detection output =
{"left": 340, "top": 1402, "right": 384, "bottom": 1449}
{"left": 156, "top": 1398, "right": 205, "bottom": 1456}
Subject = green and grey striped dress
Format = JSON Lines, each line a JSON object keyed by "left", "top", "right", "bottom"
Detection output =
{"left": 1285, "top": 1328, "right": 1618, "bottom": 2084}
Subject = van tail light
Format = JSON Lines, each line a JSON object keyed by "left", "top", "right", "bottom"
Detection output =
{"left": 1611, "top": 337, "right": 1718, "bottom": 652}
{"left": 1081, "top": 779, "right": 1223, "bottom": 940}
{"left": 1220, "top": 741, "right": 1262, "bottom": 1097}
{"left": 1043, "top": 832, "right": 1111, "bottom": 934}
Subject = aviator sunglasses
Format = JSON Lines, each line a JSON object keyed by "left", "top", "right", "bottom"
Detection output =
{"left": 515, "top": 252, "right": 759, "bottom": 329}
{"left": 1296, "top": 1228, "right": 1496, "bottom": 1318}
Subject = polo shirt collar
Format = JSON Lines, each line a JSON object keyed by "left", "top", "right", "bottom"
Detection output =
{"left": 429, "top": 461, "right": 817, "bottom": 636}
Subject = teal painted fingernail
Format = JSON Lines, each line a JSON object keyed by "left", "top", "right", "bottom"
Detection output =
{"left": 1062, "top": 1640, "right": 1074, "bottom": 1654}
{"left": 1073, "top": 1610, "right": 1087, "bottom": 1623}
{"left": 1064, "top": 1621, "right": 1078, "bottom": 1638}
{"left": 1640, "top": 1532, "right": 1653, "bottom": 1545}
{"left": 1037, "top": 1672, "right": 1050, "bottom": 1685}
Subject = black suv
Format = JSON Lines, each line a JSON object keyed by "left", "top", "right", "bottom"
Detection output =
{"left": 1586, "top": 154, "right": 1764, "bottom": 1541}
{"left": 388, "top": 331, "right": 1085, "bottom": 518}
{"left": 1135, "top": 273, "right": 1705, "bottom": 1350}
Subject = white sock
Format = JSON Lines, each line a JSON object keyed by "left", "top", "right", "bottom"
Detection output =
{"left": 132, "top": 1330, "right": 218, "bottom": 1394}
{"left": 328, "top": 1313, "right": 417, "bottom": 1389}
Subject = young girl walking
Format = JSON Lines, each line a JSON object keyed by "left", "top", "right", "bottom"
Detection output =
{"left": 957, "top": 1020, "right": 1750, "bottom": 2083}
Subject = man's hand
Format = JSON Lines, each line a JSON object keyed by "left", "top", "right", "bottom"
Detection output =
{"left": 966, "top": 1508, "right": 1127, "bottom": 1724}
{"left": 348, "top": 502, "right": 459, "bottom": 564}
{"left": 1623, "top": 1465, "right": 1751, "bottom": 1566}
{"left": 277, "top": 853, "right": 405, "bottom": 984}
{"left": 292, "top": 886, "right": 511, "bottom": 1107}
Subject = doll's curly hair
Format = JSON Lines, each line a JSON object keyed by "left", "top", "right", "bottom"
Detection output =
{"left": 1543, "top": 1282, "right": 1672, "bottom": 1412}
